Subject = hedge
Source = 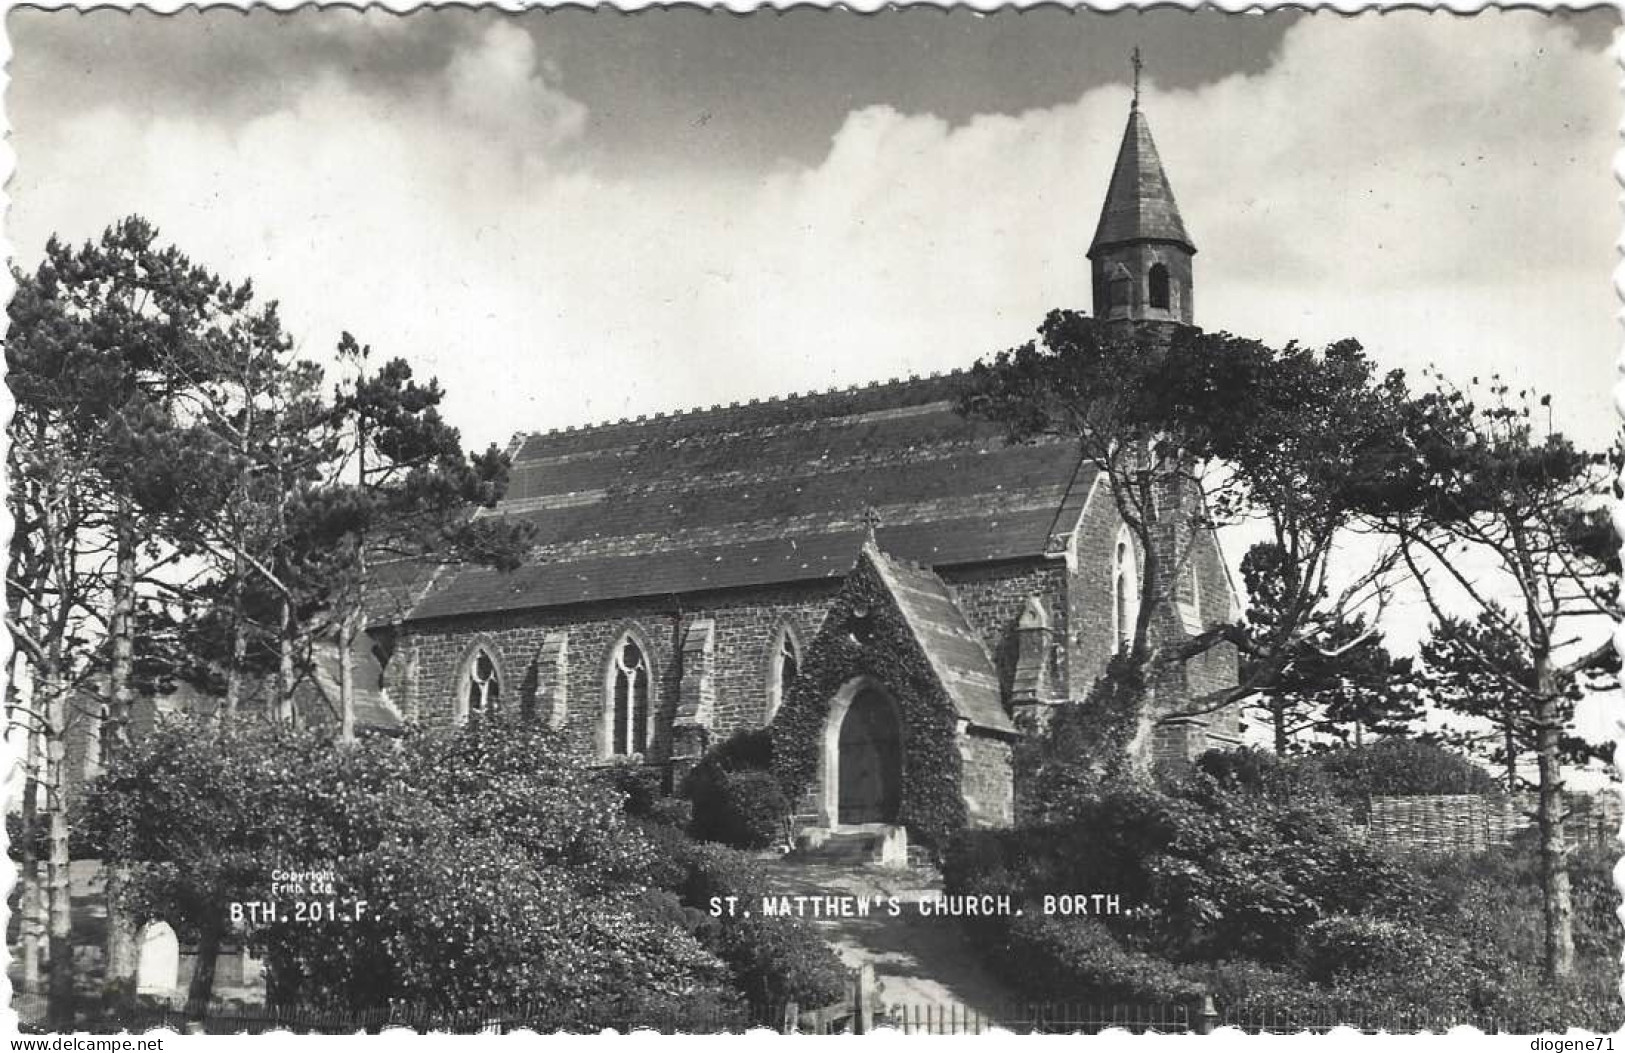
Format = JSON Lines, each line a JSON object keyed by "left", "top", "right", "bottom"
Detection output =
{"left": 668, "top": 841, "right": 850, "bottom": 1009}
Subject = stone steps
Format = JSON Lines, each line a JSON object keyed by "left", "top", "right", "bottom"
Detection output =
{"left": 801, "top": 833, "right": 882, "bottom": 863}
{"left": 792, "top": 824, "right": 908, "bottom": 867}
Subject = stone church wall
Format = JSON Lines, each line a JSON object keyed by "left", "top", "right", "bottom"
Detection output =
{"left": 1067, "top": 481, "right": 1120, "bottom": 694}
{"left": 939, "top": 560, "right": 1069, "bottom": 702}
{"left": 400, "top": 580, "right": 839, "bottom": 762}
{"left": 1185, "top": 528, "right": 1242, "bottom": 744}
{"left": 401, "top": 557, "right": 1071, "bottom": 766}
{"left": 957, "top": 729, "right": 1014, "bottom": 827}
{"left": 1064, "top": 476, "right": 1242, "bottom": 747}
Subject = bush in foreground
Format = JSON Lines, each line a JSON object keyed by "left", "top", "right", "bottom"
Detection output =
{"left": 668, "top": 841, "right": 850, "bottom": 1009}
{"left": 946, "top": 768, "right": 1420, "bottom": 963}
{"left": 945, "top": 753, "right": 1623, "bottom": 1031}
{"left": 684, "top": 730, "right": 790, "bottom": 849}
{"left": 81, "top": 714, "right": 747, "bottom": 1017}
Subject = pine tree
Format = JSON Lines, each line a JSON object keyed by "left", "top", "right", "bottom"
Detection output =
{"left": 1240, "top": 542, "right": 1420, "bottom": 752}
{"left": 316, "top": 334, "right": 533, "bottom": 741}
{"left": 962, "top": 316, "right": 1415, "bottom": 763}
{"left": 1376, "top": 375, "right": 1616, "bottom": 980}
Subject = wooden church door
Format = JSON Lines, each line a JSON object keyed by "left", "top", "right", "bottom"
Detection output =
{"left": 837, "top": 687, "right": 901, "bottom": 824}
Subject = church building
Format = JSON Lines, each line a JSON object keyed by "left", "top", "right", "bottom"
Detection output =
{"left": 381, "top": 96, "right": 1241, "bottom": 850}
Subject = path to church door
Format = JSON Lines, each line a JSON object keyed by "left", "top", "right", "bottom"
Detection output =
{"left": 837, "top": 687, "right": 901, "bottom": 824}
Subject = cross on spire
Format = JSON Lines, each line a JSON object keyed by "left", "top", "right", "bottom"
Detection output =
{"left": 861, "top": 505, "right": 883, "bottom": 545}
{"left": 1131, "top": 47, "right": 1143, "bottom": 110}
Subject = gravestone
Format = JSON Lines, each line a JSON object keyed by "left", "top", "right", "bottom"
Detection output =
{"left": 135, "top": 921, "right": 179, "bottom": 995}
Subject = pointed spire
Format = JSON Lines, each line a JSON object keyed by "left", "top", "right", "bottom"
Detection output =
{"left": 1131, "top": 46, "right": 1143, "bottom": 111}
{"left": 1088, "top": 78, "right": 1196, "bottom": 259}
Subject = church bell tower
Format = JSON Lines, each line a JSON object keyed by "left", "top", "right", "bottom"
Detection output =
{"left": 1088, "top": 52, "right": 1196, "bottom": 326}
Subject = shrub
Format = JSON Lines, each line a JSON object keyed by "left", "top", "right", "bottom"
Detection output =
{"left": 711, "top": 914, "right": 852, "bottom": 1008}
{"left": 1193, "top": 959, "right": 1317, "bottom": 1010}
{"left": 665, "top": 841, "right": 849, "bottom": 1008}
{"left": 83, "top": 713, "right": 744, "bottom": 1015}
{"left": 671, "top": 841, "right": 768, "bottom": 909}
{"left": 1299, "top": 915, "right": 1448, "bottom": 984}
{"left": 939, "top": 829, "right": 1024, "bottom": 905}
{"left": 1013, "top": 659, "right": 1144, "bottom": 825}
{"left": 599, "top": 761, "right": 668, "bottom": 818}
{"left": 946, "top": 769, "right": 1425, "bottom": 964}
{"left": 1194, "top": 746, "right": 1334, "bottom": 798}
{"left": 684, "top": 729, "right": 785, "bottom": 848}
{"left": 1302, "top": 739, "right": 1500, "bottom": 799}
{"left": 260, "top": 835, "right": 737, "bottom": 1014}
{"left": 1565, "top": 846, "right": 1622, "bottom": 964}
{"left": 645, "top": 795, "right": 694, "bottom": 831}
{"left": 1406, "top": 843, "right": 1620, "bottom": 982}
{"left": 635, "top": 820, "right": 701, "bottom": 892}
{"left": 1197, "top": 740, "right": 1501, "bottom": 803}
{"left": 703, "top": 727, "right": 775, "bottom": 773}
{"left": 1489, "top": 968, "right": 1625, "bottom": 1034}
{"left": 687, "top": 767, "right": 790, "bottom": 849}
{"left": 991, "top": 915, "right": 1201, "bottom": 1004}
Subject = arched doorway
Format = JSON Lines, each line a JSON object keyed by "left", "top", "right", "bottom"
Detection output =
{"left": 836, "top": 686, "right": 902, "bottom": 824}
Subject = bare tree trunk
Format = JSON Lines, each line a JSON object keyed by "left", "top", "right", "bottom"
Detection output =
{"left": 19, "top": 712, "right": 44, "bottom": 994}
{"left": 1533, "top": 654, "right": 1575, "bottom": 980}
{"left": 108, "top": 518, "right": 136, "bottom": 742}
{"left": 104, "top": 516, "right": 139, "bottom": 993}
{"left": 1272, "top": 700, "right": 1289, "bottom": 755}
{"left": 338, "top": 605, "right": 357, "bottom": 744}
{"left": 276, "top": 597, "right": 295, "bottom": 723}
{"left": 1504, "top": 719, "right": 1518, "bottom": 794}
{"left": 223, "top": 550, "right": 246, "bottom": 720}
{"left": 1123, "top": 463, "right": 1167, "bottom": 768}
{"left": 43, "top": 670, "right": 75, "bottom": 1031}
{"left": 337, "top": 538, "right": 367, "bottom": 745}
{"left": 184, "top": 913, "right": 225, "bottom": 1021}
{"left": 224, "top": 613, "right": 244, "bottom": 721}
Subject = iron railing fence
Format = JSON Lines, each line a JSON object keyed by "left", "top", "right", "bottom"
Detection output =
{"left": 1219, "top": 1002, "right": 1605, "bottom": 1036}
{"left": 45, "top": 996, "right": 1615, "bottom": 1037}
{"left": 885, "top": 1001, "right": 1190, "bottom": 1035}
{"left": 65, "top": 999, "right": 785, "bottom": 1036}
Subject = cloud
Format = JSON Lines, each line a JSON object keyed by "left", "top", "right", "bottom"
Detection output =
{"left": 9, "top": 10, "right": 1615, "bottom": 461}
{"left": 443, "top": 23, "right": 587, "bottom": 155}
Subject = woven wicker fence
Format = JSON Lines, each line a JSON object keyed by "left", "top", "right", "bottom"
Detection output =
{"left": 1363, "top": 791, "right": 1620, "bottom": 853}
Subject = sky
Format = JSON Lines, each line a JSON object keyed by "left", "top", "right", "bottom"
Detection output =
{"left": 9, "top": 7, "right": 1619, "bottom": 455}
{"left": 7, "top": 7, "right": 1624, "bottom": 755}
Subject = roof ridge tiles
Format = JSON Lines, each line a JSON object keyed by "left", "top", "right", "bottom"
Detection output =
{"left": 516, "top": 368, "right": 971, "bottom": 443}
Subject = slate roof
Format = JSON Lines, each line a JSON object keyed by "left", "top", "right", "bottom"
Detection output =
{"left": 308, "top": 635, "right": 404, "bottom": 733}
{"left": 1089, "top": 107, "right": 1196, "bottom": 256}
{"left": 407, "top": 372, "right": 1094, "bottom": 622}
{"left": 865, "top": 543, "right": 1015, "bottom": 735}
{"left": 365, "top": 558, "right": 444, "bottom": 627}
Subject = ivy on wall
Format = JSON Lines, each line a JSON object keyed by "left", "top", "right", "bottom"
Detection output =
{"left": 771, "top": 550, "right": 967, "bottom": 848}
{"left": 1012, "top": 656, "right": 1147, "bottom": 825}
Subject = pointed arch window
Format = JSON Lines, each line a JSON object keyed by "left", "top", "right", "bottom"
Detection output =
{"left": 1108, "top": 265, "right": 1133, "bottom": 311}
{"left": 609, "top": 636, "right": 651, "bottom": 756}
{"left": 1177, "top": 549, "right": 1204, "bottom": 633}
{"left": 456, "top": 642, "right": 504, "bottom": 724}
{"left": 1112, "top": 526, "right": 1141, "bottom": 655}
{"left": 766, "top": 623, "right": 802, "bottom": 723}
{"left": 1148, "top": 264, "right": 1171, "bottom": 311}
